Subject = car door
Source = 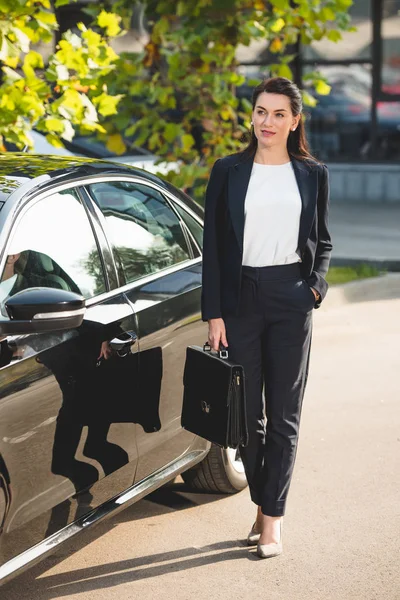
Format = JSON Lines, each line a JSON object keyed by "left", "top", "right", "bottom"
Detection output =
{"left": 84, "top": 178, "right": 206, "bottom": 482}
{"left": 0, "top": 185, "right": 139, "bottom": 566}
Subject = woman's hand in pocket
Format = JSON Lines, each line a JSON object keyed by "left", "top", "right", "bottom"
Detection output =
{"left": 208, "top": 318, "right": 228, "bottom": 352}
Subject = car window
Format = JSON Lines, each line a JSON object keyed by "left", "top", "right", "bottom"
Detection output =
{"left": 170, "top": 201, "right": 203, "bottom": 250}
{"left": 0, "top": 188, "right": 106, "bottom": 315}
{"left": 87, "top": 181, "right": 192, "bottom": 284}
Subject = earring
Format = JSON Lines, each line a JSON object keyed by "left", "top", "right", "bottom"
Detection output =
{"left": 251, "top": 121, "right": 253, "bottom": 126}
{"left": 292, "top": 127, "right": 296, "bottom": 131}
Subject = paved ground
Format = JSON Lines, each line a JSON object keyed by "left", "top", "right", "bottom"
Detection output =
{"left": 2, "top": 285, "right": 400, "bottom": 600}
{"left": 329, "top": 202, "right": 400, "bottom": 264}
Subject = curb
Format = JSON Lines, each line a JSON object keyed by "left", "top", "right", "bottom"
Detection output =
{"left": 321, "top": 272, "right": 400, "bottom": 311}
{"left": 330, "top": 257, "right": 400, "bottom": 272}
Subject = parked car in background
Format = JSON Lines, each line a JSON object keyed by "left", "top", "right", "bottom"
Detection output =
{"left": 5, "top": 131, "right": 180, "bottom": 177}
{"left": 4, "top": 130, "right": 78, "bottom": 157}
{"left": 0, "top": 154, "right": 246, "bottom": 586}
{"left": 236, "top": 64, "right": 400, "bottom": 161}
{"left": 63, "top": 134, "right": 180, "bottom": 176}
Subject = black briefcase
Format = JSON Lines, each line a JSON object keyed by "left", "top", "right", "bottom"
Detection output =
{"left": 181, "top": 343, "right": 248, "bottom": 449}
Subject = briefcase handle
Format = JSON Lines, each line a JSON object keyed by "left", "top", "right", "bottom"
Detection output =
{"left": 203, "top": 342, "right": 229, "bottom": 360}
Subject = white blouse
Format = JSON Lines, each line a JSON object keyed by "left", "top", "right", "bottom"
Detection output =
{"left": 242, "top": 161, "right": 302, "bottom": 267}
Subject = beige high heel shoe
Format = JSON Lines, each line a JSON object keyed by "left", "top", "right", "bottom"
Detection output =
{"left": 256, "top": 519, "right": 283, "bottom": 558}
{"left": 246, "top": 522, "right": 261, "bottom": 546}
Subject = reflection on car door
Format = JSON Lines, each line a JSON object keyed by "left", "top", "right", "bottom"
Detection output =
{"left": 0, "top": 187, "right": 140, "bottom": 566}
{"left": 85, "top": 180, "right": 206, "bottom": 482}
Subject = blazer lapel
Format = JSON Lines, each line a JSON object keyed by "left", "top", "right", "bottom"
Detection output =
{"left": 227, "top": 153, "right": 254, "bottom": 251}
{"left": 291, "top": 157, "right": 318, "bottom": 251}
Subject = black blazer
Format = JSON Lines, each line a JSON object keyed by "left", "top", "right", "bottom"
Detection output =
{"left": 201, "top": 152, "right": 332, "bottom": 321}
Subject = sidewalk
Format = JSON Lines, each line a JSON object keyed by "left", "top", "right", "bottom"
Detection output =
{"left": 329, "top": 202, "right": 400, "bottom": 270}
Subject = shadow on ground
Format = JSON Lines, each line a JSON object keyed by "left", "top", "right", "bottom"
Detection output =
{"left": 2, "top": 480, "right": 246, "bottom": 599}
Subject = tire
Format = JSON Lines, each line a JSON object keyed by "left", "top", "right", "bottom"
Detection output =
{"left": 181, "top": 444, "right": 248, "bottom": 494}
{"left": 0, "top": 478, "right": 7, "bottom": 534}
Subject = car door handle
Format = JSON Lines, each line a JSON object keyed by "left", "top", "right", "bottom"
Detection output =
{"left": 110, "top": 331, "right": 138, "bottom": 353}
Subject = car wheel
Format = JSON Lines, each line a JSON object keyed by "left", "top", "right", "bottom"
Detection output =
{"left": 181, "top": 444, "right": 248, "bottom": 494}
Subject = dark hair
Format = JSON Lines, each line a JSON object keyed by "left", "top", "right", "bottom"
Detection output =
{"left": 242, "top": 76, "right": 317, "bottom": 162}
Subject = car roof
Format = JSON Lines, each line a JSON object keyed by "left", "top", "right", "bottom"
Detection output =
{"left": 0, "top": 153, "right": 204, "bottom": 218}
{"left": 0, "top": 153, "right": 164, "bottom": 196}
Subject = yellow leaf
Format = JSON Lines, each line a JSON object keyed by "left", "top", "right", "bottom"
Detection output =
{"left": 270, "top": 38, "right": 283, "bottom": 53}
{"left": 3, "top": 95, "right": 15, "bottom": 111}
{"left": 45, "top": 118, "right": 65, "bottom": 133}
{"left": 271, "top": 18, "right": 285, "bottom": 33}
{"left": 61, "top": 89, "right": 83, "bottom": 112}
{"left": 93, "top": 92, "right": 123, "bottom": 117}
{"left": 4, "top": 56, "right": 19, "bottom": 69}
{"left": 106, "top": 133, "right": 126, "bottom": 155}
{"left": 22, "top": 50, "right": 44, "bottom": 79}
{"left": 97, "top": 10, "right": 121, "bottom": 37}
{"left": 315, "top": 80, "right": 331, "bottom": 95}
{"left": 302, "top": 91, "right": 317, "bottom": 107}
{"left": 220, "top": 108, "right": 231, "bottom": 121}
{"left": 0, "top": 94, "right": 9, "bottom": 109}
{"left": 45, "top": 134, "right": 65, "bottom": 149}
{"left": 35, "top": 11, "right": 57, "bottom": 26}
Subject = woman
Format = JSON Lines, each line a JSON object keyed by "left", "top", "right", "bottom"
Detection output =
{"left": 201, "top": 77, "right": 332, "bottom": 558}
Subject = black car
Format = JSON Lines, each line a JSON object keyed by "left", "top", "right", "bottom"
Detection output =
{"left": 0, "top": 155, "right": 247, "bottom": 585}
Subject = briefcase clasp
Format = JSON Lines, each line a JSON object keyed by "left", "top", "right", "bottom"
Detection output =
{"left": 203, "top": 342, "right": 228, "bottom": 360}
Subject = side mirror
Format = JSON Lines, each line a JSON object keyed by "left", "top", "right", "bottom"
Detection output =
{"left": 0, "top": 287, "right": 86, "bottom": 335}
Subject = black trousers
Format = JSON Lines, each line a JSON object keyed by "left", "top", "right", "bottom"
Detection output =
{"left": 224, "top": 262, "right": 313, "bottom": 517}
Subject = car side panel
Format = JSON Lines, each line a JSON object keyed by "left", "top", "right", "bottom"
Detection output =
{"left": 0, "top": 294, "right": 139, "bottom": 567}
{"left": 124, "top": 262, "right": 207, "bottom": 482}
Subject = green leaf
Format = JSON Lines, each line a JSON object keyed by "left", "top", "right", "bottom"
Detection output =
{"left": 241, "top": 98, "right": 253, "bottom": 112}
{"left": 55, "top": 0, "right": 76, "bottom": 6}
{"left": 327, "top": 30, "right": 342, "bottom": 43}
{"left": 276, "top": 63, "right": 293, "bottom": 79}
{"left": 321, "top": 7, "right": 336, "bottom": 21}
{"left": 125, "top": 122, "right": 139, "bottom": 137}
{"left": 148, "top": 132, "right": 161, "bottom": 151}
{"left": 336, "top": 0, "right": 353, "bottom": 7}
{"left": 163, "top": 123, "right": 181, "bottom": 143}
{"left": 181, "top": 134, "right": 195, "bottom": 152}
{"left": 270, "top": 0, "right": 289, "bottom": 9}
{"left": 177, "top": 2, "right": 187, "bottom": 17}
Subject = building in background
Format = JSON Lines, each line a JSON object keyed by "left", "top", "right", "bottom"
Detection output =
{"left": 238, "top": 0, "right": 400, "bottom": 202}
